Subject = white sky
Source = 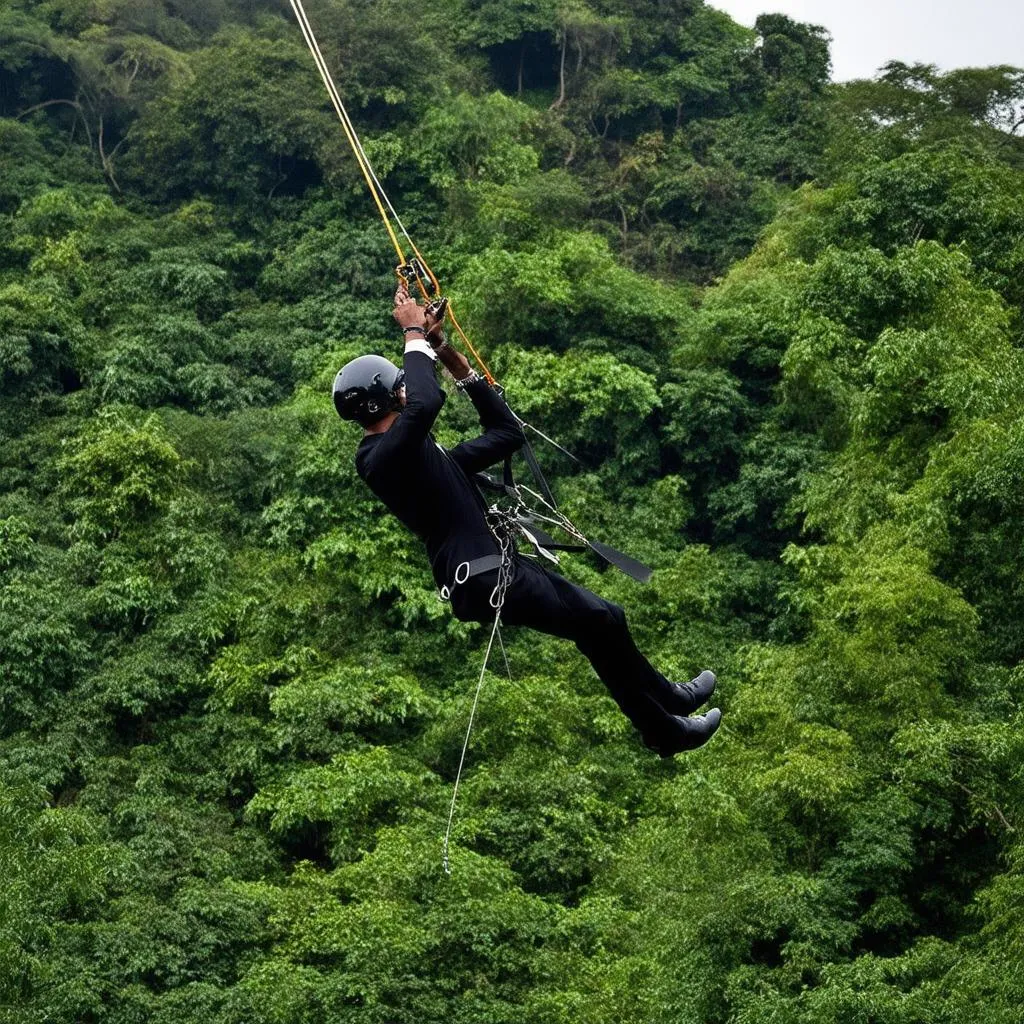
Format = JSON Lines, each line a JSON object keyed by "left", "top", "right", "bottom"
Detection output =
{"left": 712, "top": 1, "right": 1024, "bottom": 81}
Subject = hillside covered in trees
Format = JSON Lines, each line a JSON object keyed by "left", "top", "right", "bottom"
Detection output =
{"left": 3, "top": 1, "right": 1024, "bottom": 1021}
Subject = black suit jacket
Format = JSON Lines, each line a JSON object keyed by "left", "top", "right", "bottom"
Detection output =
{"left": 356, "top": 350, "right": 525, "bottom": 587}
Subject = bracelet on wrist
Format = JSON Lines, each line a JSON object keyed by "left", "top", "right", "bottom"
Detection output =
{"left": 402, "top": 325, "right": 426, "bottom": 336}
{"left": 454, "top": 370, "right": 483, "bottom": 388}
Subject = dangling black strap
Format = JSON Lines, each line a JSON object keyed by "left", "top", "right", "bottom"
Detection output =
{"left": 474, "top": 433, "right": 654, "bottom": 584}
{"left": 518, "top": 439, "right": 557, "bottom": 508}
{"left": 588, "top": 540, "right": 653, "bottom": 583}
{"left": 473, "top": 466, "right": 653, "bottom": 581}
{"left": 490, "top": 385, "right": 558, "bottom": 508}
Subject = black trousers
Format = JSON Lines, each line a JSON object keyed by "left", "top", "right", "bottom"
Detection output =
{"left": 450, "top": 557, "right": 677, "bottom": 747}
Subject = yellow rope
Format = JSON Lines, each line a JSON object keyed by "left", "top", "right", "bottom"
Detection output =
{"left": 447, "top": 304, "right": 495, "bottom": 386}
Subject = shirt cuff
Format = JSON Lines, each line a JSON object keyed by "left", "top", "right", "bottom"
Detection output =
{"left": 404, "top": 339, "right": 437, "bottom": 361}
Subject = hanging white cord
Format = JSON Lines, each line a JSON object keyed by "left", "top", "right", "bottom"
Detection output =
{"left": 496, "top": 625, "right": 513, "bottom": 684}
{"left": 441, "top": 609, "right": 502, "bottom": 876}
{"left": 440, "top": 523, "right": 517, "bottom": 875}
{"left": 440, "top": 622, "right": 513, "bottom": 878}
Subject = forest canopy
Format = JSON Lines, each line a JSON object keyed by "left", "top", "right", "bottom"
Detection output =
{"left": 3, "top": 2, "right": 1024, "bottom": 1022}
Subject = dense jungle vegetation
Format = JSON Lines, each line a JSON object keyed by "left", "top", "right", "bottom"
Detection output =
{"left": 3, "top": 1, "right": 1024, "bottom": 1020}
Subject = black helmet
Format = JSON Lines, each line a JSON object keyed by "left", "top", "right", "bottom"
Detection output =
{"left": 332, "top": 355, "right": 405, "bottom": 426}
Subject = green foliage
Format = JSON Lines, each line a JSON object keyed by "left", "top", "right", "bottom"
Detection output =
{"left": 828, "top": 61, "right": 1024, "bottom": 176}
{"left": 3, "top": 2, "right": 1024, "bottom": 1022}
{"left": 123, "top": 27, "right": 340, "bottom": 202}
{"left": 410, "top": 91, "right": 541, "bottom": 190}
{"left": 0, "top": 783, "right": 113, "bottom": 1008}
{"left": 58, "top": 408, "right": 184, "bottom": 541}
{"left": 496, "top": 345, "right": 661, "bottom": 481}
{"left": 0, "top": 519, "right": 92, "bottom": 730}
{"left": 456, "top": 228, "right": 693, "bottom": 354}
{"left": 0, "top": 280, "right": 82, "bottom": 398}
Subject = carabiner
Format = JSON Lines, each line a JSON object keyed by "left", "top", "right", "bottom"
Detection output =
{"left": 396, "top": 257, "right": 438, "bottom": 298}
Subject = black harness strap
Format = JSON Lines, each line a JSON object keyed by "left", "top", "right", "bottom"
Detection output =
{"left": 474, "top": 463, "right": 653, "bottom": 583}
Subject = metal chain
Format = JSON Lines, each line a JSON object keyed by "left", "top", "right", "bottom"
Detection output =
{"left": 485, "top": 508, "right": 518, "bottom": 610}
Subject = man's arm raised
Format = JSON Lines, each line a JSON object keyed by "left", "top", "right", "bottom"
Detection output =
{"left": 376, "top": 287, "right": 445, "bottom": 449}
{"left": 428, "top": 320, "right": 525, "bottom": 474}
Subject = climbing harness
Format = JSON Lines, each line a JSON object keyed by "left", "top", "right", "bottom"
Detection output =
{"left": 437, "top": 555, "right": 503, "bottom": 603}
{"left": 473, "top": 469, "right": 654, "bottom": 584}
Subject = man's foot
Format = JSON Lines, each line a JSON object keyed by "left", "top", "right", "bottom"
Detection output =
{"left": 660, "top": 670, "right": 717, "bottom": 715}
{"left": 648, "top": 708, "right": 722, "bottom": 758}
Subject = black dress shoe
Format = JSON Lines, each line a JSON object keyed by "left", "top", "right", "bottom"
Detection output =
{"left": 660, "top": 670, "right": 717, "bottom": 715}
{"left": 648, "top": 708, "right": 722, "bottom": 758}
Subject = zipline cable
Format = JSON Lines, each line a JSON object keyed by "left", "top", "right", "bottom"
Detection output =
{"left": 286, "top": 0, "right": 406, "bottom": 263}
{"left": 287, "top": 0, "right": 440, "bottom": 294}
{"left": 288, "top": 0, "right": 444, "bottom": 293}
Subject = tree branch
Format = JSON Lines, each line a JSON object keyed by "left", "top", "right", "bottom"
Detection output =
{"left": 98, "top": 116, "right": 122, "bottom": 194}
{"left": 551, "top": 30, "right": 567, "bottom": 109}
{"left": 955, "top": 781, "right": 1016, "bottom": 833}
{"left": 18, "top": 97, "right": 94, "bottom": 151}
{"left": 16, "top": 98, "right": 81, "bottom": 120}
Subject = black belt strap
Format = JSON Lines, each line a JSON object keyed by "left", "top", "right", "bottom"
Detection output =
{"left": 439, "top": 554, "right": 505, "bottom": 601}
{"left": 460, "top": 554, "right": 503, "bottom": 578}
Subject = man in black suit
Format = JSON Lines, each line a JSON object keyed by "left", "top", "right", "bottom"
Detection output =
{"left": 333, "top": 286, "right": 721, "bottom": 756}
